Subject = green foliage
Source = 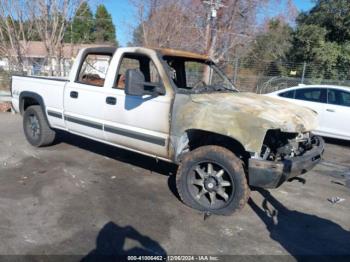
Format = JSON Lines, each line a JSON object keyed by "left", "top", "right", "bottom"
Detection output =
{"left": 244, "top": 19, "right": 293, "bottom": 76}
{"left": 290, "top": 0, "right": 350, "bottom": 80}
{"left": 65, "top": 1, "right": 95, "bottom": 44}
{"left": 64, "top": 2, "right": 118, "bottom": 46}
{"left": 239, "top": 0, "right": 350, "bottom": 81}
{"left": 337, "top": 42, "right": 350, "bottom": 79}
{"left": 251, "top": 19, "right": 293, "bottom": 61}
{"left": 94, "top": 4, "right": 118, "bottom": 46}
{"left": 313, "top": 42, "right": 341, "bottom": 79}
{"left": 297, "top": 0, "right": 350, "bottom": 44}
{"left": 290, "top": 24, "right": 327, "bottom": 62}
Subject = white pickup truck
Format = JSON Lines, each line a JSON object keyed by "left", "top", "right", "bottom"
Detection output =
{"left": 11, "top": 47, "right": 324, "bottom": 215}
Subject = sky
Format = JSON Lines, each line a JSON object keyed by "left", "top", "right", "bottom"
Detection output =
{"left": 101, "top": 0, "right": 315, "bottom": 47}
{"left": 294, "top": 0, "right": 315, "bottom": 11}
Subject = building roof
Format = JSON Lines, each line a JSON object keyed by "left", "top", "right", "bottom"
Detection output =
{"left": 8, "top": 41, "right": 114, "bottom": 59}
{"left": 6, "top": 42, "right": 209, "bottom": 61}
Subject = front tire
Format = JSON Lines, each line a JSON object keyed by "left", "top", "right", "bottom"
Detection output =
{"left": 23, "top": 105, "right": 56, "bottom": 147}
{"left": 176, "top": 146, "right": 249, "bottom": 215}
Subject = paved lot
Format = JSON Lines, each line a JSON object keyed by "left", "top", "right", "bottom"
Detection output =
{"left": 0, "top": 112, "right": 350, "bottom": 258}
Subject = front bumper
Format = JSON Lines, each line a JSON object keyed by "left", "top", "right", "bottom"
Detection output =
{"left": 248, "top": 136, "right": 325, "bottom": 188}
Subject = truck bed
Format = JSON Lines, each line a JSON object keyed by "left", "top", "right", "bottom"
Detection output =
{"left": 11, "top": 75, "right": 67, "bottom": 116}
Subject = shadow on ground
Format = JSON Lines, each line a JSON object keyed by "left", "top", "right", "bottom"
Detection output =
{"left": 55, "top": 132, "right": 178, "bottom": 176}
{"left": 82, "top": 222, "right": 166, "bottom": 262}
{"left": 249, "top": 189, "right": 350, "bottom": 256}
{"left": 55, "top": 131, "right": 181, "bottom": 199}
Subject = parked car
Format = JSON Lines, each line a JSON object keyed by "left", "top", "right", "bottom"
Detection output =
{"left": 11, "top": 47, "right": 324, "bottom": 215}
{"left": 267, "top": 85, "right": 350, "bottom": 141}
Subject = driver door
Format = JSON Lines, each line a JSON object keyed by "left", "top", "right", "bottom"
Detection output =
{"left": 103, "top": 53, "right": 171, "bottom": 158}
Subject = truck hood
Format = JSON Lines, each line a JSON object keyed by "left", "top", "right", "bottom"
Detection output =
{"left": 190, "top": 92, "right": 318, "bottom": 133}
{"left": 170, "top": 91, "right": 319, "bottom": 157}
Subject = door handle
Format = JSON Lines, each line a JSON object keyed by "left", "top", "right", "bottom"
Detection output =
{"left": 70, "top": 91, "right": 78, "bottom": 99}
{"left": 326, "top": 109, "right": 335, "bottom": 113}
{"left": 106, "top": 96, "right": 117, "bottom": 105}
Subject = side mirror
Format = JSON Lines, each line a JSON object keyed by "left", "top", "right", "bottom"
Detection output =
{"left": 125, "top": 69, "right": 165, "bottom": 96}
{"left": 125, "top": 69, "right": 145, "bottom": 96}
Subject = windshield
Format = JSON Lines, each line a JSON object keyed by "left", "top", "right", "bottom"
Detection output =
{"left": 162, "top": 56, "right": 237, "bottom": 93}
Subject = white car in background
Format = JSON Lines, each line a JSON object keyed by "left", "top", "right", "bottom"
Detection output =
{"left": 267, "top": 85, "right": 350, "bottom": 141}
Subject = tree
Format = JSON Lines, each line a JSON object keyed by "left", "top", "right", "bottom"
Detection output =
{"left": 243, "top": 19, "right": 293, "bottom": 77}
{"left": 290, "top": 24, "right": 327, "bottom": 62}
{"left": 129, "top": 0, "right": 200, "bottom": 50}
{"left": 129, "top": 0, "right": 272, "bottom": 61}
{"left": 289, "top": 0, "right": 350, "bottom": 80}
{"left": 249, "top": 19, "right": 293, "bottom": 62}
{"left": 1, "top": 0, "right": 98, "bottom": 76}
{"left": 0, "top": 0, "right": 36, "bottom": 72}
{"left": 29, "top": 0, "right": 85, "bottom": 76}
{"left": 337, "top": 42, "right": 350, "bottom": 80}
{"left": 128, "top": 24, "right": 144, "bottom": 46}
{"left": 94, "top": 4, "right": 118, "bottom": 46}
{"left": 65, "top": 1, "right": 95, "bottom": 44}
{"left": 290, "top": 24, "right": 343, "bottom": 79}
{"left": 297, "top": 0, "right": 350, "bottom": 44}
{"left": 313, "top": 42, "right": 341, "bottom": 79}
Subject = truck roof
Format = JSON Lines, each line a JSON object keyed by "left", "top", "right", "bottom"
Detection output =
{"left": 80, "top": 46, "right": 210, "bottom": 61}
{"left": 154, "top": 48, "right": 209, "bottom": 60}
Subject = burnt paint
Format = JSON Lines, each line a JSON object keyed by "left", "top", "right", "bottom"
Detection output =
{"left": 169, "top": 92, "right": 318, "bottom": 162}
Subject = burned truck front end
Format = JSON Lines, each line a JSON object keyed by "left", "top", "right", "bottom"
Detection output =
{"left": 170, "top": 91, "right": 325, "bottom": 190}
{"left": 249, "top": 130, "right": 324, "bottom": 188}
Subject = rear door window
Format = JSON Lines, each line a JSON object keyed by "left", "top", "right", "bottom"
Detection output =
{"left": 328, "top": 89, "right": 350, "bottom": 107}
{"left": 77, "top": 54, "right": 112, "bottom": 87}
{"left": 295, "top": 88, "right": 327, "bottom": 103}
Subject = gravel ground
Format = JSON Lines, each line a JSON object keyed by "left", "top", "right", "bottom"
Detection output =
{"left": 0, "top": 112, "right": 349, "bottom": 259}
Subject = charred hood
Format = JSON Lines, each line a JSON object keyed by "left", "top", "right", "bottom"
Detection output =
{"left": 190, "top": 92, "right": 318, "bottom": 132}
{"left": 171, "top": 92, "right": 318, "bottom": 155}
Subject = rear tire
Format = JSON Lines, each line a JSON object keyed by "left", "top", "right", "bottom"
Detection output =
{"left": 176, "top": 146, "right": 249, "bottom": 216}
{"left": 23, "top": 105, "right": 56, "bottom": 147}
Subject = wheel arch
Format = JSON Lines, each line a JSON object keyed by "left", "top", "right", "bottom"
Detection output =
{"left": 19, "top": 91, "right": 45, "bottom": 115}
{"left": 176, "top": 129, "right": 250, "bottom": 165}
{"left": 19, "top": 91, "right": 50, "bottom": 127}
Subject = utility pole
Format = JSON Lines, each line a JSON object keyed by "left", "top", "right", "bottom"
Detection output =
{"left": 203, "top": 0, "right": 225, "bottom": 20}
{"left": 202, "top": 0, "right": 225, "bottom": 57}
{"left": 202, "top": 0, "right": 225, "bottom": 83}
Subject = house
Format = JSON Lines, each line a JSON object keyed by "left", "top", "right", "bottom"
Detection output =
{"left": 0, "top": 41, "right": 113, "bottom": 76}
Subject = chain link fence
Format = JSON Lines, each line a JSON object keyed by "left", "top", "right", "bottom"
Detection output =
{"left": 220, "top": 59, "right": 350, "bottom": 93}
{"left": 2, "top": 56, "right": 350, "bottom": 94}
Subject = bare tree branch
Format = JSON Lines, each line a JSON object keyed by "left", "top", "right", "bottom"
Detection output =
{"left": 129, "top": 0, "right": 280, "bottom": 62}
